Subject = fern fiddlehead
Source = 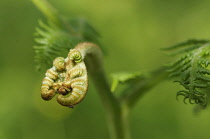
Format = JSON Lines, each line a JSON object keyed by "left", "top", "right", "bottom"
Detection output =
{"left": 40, "top": 42, "right": 103, "bottom": 108}
{"left": 165, "top": 39, "right": 210, "bottom": 108}
{"left": 56, "top": 49, "right": 88, "bottom": 108}
{"left": 41, "top": 57, "right": 66, "bottom": 100}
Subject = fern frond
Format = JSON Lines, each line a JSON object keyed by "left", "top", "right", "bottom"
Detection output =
{"left": 165, "top": 40, "right": 210, "bottom": 108}
{"left": 34, "top": 18, "right": 100, "bottom": 70}
{"left": 34, "top": 21, "right": 79, "bottom": 70}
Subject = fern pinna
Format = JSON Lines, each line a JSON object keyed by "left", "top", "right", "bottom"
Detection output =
{"left": 164, "top": 39, "right": 210, "bottom": 108}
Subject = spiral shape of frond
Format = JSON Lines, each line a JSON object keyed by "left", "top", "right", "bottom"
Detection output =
{"left": 41, "top": 47, "right": 88, "bottom": 108}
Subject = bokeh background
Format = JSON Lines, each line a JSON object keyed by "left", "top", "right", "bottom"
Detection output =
{"left": 1, "top": 0, "right": 210, "bottom": 139}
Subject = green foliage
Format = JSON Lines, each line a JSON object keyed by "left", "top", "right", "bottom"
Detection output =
{"left": 165, "top": 39, "right": 210, "bottom": 108}
{"left": 34, "top": 21, "right": 75, "bottom": 70}
{"left": 34, "top": 18, "right": 100, "bottom": 71}
{"left": 110, "top": 72, "right": 142, "bottom": 92}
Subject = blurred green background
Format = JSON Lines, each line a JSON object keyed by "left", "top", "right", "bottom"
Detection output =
{"left": 1, "top": 0, "right": 210, "bottom": 139}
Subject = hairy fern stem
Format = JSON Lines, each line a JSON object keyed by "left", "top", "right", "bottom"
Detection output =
{"left": 75, "top": 43, "right": 132, "bottom": 139}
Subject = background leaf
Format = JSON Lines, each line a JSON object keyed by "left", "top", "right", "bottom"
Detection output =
{"left": 110, "top": 72, "right": 142, "bottom": 92}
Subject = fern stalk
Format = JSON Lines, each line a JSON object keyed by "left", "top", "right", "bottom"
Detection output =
{"left": 75, "top": 43, "right": 130, "bottom": 139}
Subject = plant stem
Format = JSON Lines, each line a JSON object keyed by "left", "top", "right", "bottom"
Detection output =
{"left": 121, "top": 103, "right": 131, "bottom": 139}
{"left": 120, "top": 67, "right": 169, "bottom": 108}
{"left": 75, "top": 42, "right": 130, "bottom": 139}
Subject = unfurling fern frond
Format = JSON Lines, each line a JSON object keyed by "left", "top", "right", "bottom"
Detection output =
{"left": 41, "top": 47, "right": 88, "bottom": 108}
{"left": 165, "top": 39, "right": 210, "bottom": 108}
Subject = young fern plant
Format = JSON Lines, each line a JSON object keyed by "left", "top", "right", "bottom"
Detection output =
{"left": 32, "top": 0, "right": 210, "bottom": 139}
